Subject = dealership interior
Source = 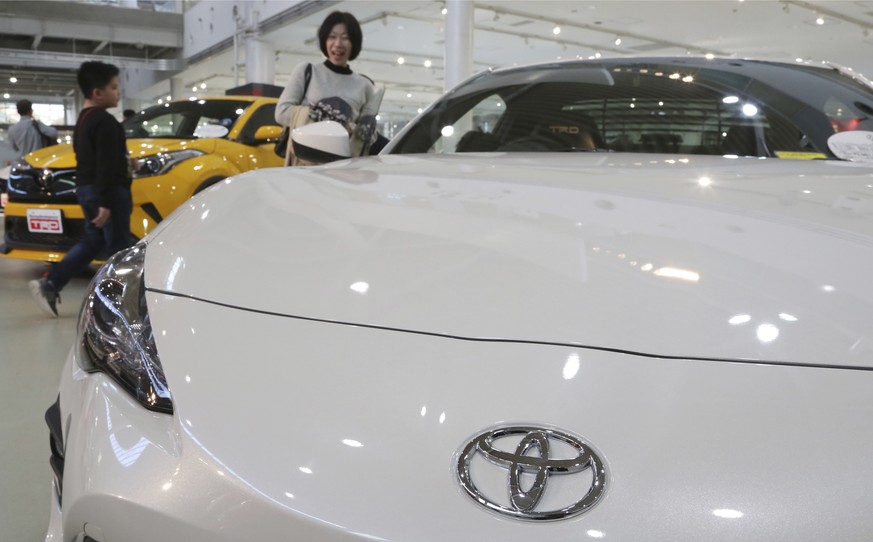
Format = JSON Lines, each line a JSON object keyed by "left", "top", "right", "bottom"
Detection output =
{"left": 2, "top": 0, "right": 873, "bottom": 539}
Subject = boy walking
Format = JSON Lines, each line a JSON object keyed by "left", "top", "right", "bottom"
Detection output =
{"left": 30, "top": 61, "right": 133, "bottom": 317}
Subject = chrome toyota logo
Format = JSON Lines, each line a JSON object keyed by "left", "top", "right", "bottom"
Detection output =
{"left": 39, "top": 169, "right": 54, "bottom": 187}
{"left": 456, "top": 425, "right": 607, "bottom": 521}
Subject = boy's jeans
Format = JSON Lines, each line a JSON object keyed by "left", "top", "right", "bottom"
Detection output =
{"left": 47, "top": 184, "right": 133, "bottom": 292}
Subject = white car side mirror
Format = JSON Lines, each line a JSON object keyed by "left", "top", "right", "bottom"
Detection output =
{"left": 291, "top": 121, "right": 351, "bottom": 164}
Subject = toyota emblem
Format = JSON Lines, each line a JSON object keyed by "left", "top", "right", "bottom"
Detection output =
{"left": 39, "top": 169, "right": 54, "bottom": 188}
{"left": 456, "top": 425, "right": 607, "bottom": 521}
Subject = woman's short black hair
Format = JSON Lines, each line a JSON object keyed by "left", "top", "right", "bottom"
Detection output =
{"left": 318, "top": 11, "right": 363, "bottom": 61}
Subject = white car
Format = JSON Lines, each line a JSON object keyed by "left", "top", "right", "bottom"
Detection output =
{"left": 45, "top": 57, "right": 873, "bottom": 541}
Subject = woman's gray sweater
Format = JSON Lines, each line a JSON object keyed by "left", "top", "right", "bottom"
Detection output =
{"left": 275, "top": 60, "right": 378, "bottom": 126}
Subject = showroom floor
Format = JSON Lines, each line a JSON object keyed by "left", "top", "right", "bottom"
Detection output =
{"left": 0, "top": 218, "right": 91, "bottom": 541}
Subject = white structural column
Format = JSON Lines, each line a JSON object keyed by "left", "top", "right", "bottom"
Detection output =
{"left": 245, "top": 37, "right": 275, "bottom": 85}
{"left": 169, "top": 77, "right": 184, "bottom": 100}
{"left": 444, "top": 0, "right": 474, "bottom": 91}
{"left": 66, "top": 96, "right": 80, "bottom": 125}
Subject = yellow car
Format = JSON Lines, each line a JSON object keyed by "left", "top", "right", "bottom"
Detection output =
{"left": 2, "top": 95, "right": 284, "bottom": 262}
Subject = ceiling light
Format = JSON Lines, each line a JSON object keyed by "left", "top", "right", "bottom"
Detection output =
{"left": 713, "top": 509, "right": 745, "bottom": 519}
{"left": 553, "top": 25, "right": 561, "bottom": 35}
{"left": 756, "top": 323, "right": 779, "bottom": 343}
{"left": 192, "top": 86, "right": 197, "bottom": 92}
{"left": 795, "top": 57, "right": 804, "bottom": 62}
{"left": 200, "top": 83, "right": 206, "bottom": 89}
{"left": 614, "top": 37, "right": 622, "bottom": 46}
{"left": 397, "top": 57, "right": 405, "bottom": 65}
{"left": 9, "top": 76, "right": 17, "bottom": 83}
{"left": 595, "top": 52, "right": 601, "bottom": 58}
{"left": 816, "top": 16, "right": 825, "bottom": 25}
{"left": 166, "top": 95, "right": 171, "bottom": 101}
{"left": 424, "top": 59, "right": 432, "bottom": 68}
{"left": 406, "top": 93, "right": 412, "bottom": 98}
{"left": 705, "top": 53, "right": 715, "bottom": 60}
{"left": 2, "top": 93, "right": 9, "bottom": 99}
{"left": 653, "top": 267, "right": 700, "bottom": 282}
{"left": 441, "top": 7, "right": 447, "bottom": 15}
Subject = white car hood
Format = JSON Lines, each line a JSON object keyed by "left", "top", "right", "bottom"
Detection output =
{"left": 143, "top": 293, "right": 873, "bottom": 541}
{"left": 144, "top": 153, "right": 873, "bottom": 368}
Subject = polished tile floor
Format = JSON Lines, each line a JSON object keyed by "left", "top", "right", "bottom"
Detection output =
{"left": 0, "top": 218, "right": 92, "bottom": 541}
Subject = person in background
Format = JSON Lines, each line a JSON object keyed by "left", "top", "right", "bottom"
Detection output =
{"left": 4, "top": 99, "right": 58, "bottom": 207}
{"left": 123, "top": 108, "right": 135, "bottom": 121}
{"left": 8, "top": 98, "right": 58, "bottom": 159}
{"left": 275, "top": 11, "right": 381, "bottom": 164}
{"left": 29, "top": 61, "right": 134, "bottom": 317}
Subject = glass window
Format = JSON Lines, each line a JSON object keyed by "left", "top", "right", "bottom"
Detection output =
{"left": 433, "top": 94, "right": 506, "bottom": 153}
{"left": 123, "top": 100, "right": 251, "bottom": 139}
{"left": 390, "top": 62, "right": 863, "bottom": 158}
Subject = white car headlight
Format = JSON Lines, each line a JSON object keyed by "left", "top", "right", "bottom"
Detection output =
{"left": 134, "top": 149, "right": 204, "bottom": 178}
{"left": 78, "top": 244, "right": 173, "bottom": 413}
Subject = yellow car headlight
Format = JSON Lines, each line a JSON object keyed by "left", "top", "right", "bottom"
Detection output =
{"left": 134, "top": 149, "right": 205, "bottom": 178}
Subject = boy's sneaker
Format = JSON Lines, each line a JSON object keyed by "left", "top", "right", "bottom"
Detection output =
{"left": 29, "top": 278, "right": 60, "bottom": 317}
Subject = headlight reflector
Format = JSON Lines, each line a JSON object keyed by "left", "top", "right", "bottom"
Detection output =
{"left": 134, "top": 149, "right": 204, "bottom": 178}
{"left": 79, "top": 244, "right": 173, "bottom": 413}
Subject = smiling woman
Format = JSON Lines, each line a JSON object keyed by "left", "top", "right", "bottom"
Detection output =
{"left": 274, "top": 10, "right": 383, "bottom": 165}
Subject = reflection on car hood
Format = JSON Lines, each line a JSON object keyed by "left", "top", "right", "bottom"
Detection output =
{"left": 144, "top": 153, "right": 873, "bottom": 368}
{"left": 23, "top": 144, "right": 76, "bottom": 168}
{"left": 22, "top": 138, "right": 216, "bottom": 169}
{"left": 128, "top": 137, "right": 216, "bottom": 157}
{"left": 146, "top": 295, "right": 873, "bottom": 540}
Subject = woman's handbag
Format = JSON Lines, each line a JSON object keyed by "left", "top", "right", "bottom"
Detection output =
{"left": 273, "top": 126, "right": 291, "bottom": 158}
{"left": 284, "top": 106, "right": 314, "bottom": 166}
{"left": 274, "top": 63, "right": 312, "bottom": 159}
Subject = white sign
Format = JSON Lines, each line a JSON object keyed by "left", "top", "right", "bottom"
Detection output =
{"left": 26, "top": 208, "right": 63, "bottom": 234}
{"left": 193, "top": 124, "right": 229, "bottom": 139}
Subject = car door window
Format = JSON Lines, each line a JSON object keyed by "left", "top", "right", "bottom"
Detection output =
{"left": 430, "top": 94, "right": 506, "bottom": 153}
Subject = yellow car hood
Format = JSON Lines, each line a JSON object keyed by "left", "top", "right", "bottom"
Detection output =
{"left": 23, "top": 138, "right": 217, "bottom": 168}
{"left": 128, "top": 138, "right": 216, "bottom": 158}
